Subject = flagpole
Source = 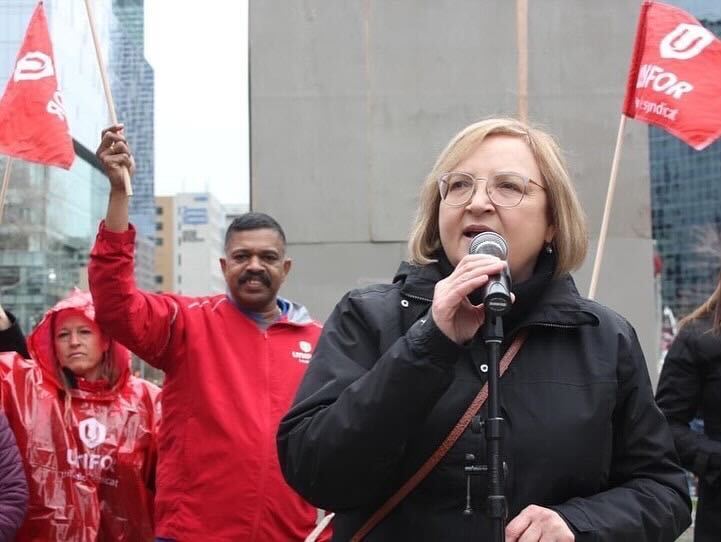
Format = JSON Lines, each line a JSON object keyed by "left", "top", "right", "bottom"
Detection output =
{"left": 0, "top": 157, "right": 13, "bottom": 224}
{"left": 83, "top": 0, "right": 133, "bottom": 196}
{"left": 588, "top": 114, "right": 627, "bottom": 299}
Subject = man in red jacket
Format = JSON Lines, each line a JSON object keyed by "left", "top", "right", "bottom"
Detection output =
{"left": 88, "top": 125, "right": 329, "bottom": 541}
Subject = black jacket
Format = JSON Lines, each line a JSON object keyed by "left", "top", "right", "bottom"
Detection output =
{"left": 278, "top": 261, "right": 691, "bottom": 541}
{"left": 0, "top": 310, "right": 29, "bottom": 359}
{"left": 656, "top": 317, "right": 721, "bottom": 542}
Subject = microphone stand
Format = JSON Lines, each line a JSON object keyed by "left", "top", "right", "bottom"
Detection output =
{"left": 463, "top": 293, "right": 509, "bottom": 541}
{"left": 462, "top": 232, "right": 513, "bottom": 539}
{"left": 482, "top": 309, "right": 506, "bottom": 542}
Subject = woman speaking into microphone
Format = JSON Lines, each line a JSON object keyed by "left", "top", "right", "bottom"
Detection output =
{"left": 277, "top": 118, "right": 690, "bottom": 541}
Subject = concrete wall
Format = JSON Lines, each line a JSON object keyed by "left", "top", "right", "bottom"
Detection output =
{"left": 250, "top": 1, "right": 660, "bottom": 381}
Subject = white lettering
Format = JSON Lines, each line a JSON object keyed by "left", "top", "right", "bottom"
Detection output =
{"left": 46, "top": 90, "right": 67, "bottom": 121}
{"left": 652, "top": 71, "right": 677, "bottom": 92}
{"left": 66, "top": 448, "right": 114, "bottom": 470}
{"left": 638, "top": 64, "right": 663, "bottom": 87}
{"left": 291, "top": 351, "right": 312, "bottom": 362}
{"left": 88, "top": 455, "right": 100, "bottom": 469}
{"left": 636, "top": 64, "right": 694, "bottom": 99}
{"left": 58, "top": 469, "right": 120, "bottom": 488}
{"left": 668, "top": 81, "right": 694, "bottom": 100}
{"left": 634, "top": 97, "right": 679, "bottom": 121}
{"left": 67, "top": 448, "right": 78, "bottom": 467}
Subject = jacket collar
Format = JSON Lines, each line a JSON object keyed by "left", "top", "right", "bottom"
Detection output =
{"left": 394, "top": 261, "right": 599, "bottom": 330}
{"left": 518, "top": 275, "right": 599, "bottom": 330}
{"left": 225, "top": 293, "right": 316, "bottom": 327}
{"left": 394, "top": 261, "right": 438, "bottom": 302}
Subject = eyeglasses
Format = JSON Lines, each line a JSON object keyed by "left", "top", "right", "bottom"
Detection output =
{"left": 438, "top": 172, "right": 545, "bottom": 208}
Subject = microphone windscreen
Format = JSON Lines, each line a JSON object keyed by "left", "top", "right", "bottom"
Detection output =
{"left": 468, "top": 232, "right": 508, "bottom": 260}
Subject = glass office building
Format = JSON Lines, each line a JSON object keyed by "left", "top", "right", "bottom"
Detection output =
{"left": 0, "top": 1, "right": 112, "bottom": 331}
{"left": 0, "top": 151, "right": 107, "bottom": 332}
{"left": 0, "top": 1, "right": 156, "bottom": 332}
{"left": 111, "top": 0, "right": 156, "bottom": 253}
{"left": 649, "top": 1, "right": 721, "bottom": 317}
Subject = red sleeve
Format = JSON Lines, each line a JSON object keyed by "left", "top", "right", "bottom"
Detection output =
{"left": 88, "top": 222, "right": 183, "bottom": 370}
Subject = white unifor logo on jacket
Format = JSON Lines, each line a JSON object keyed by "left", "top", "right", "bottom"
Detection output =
{"left": 291, "top": 341, "right": 313, "bottom": 363}
{"left": 660, "top": 23, "right": 714, "bottom": 60}
{"left": 79, "top": 418, "right": 107, "bottom": 449}
{"left": 67, "top": 418, "right": 114, "bottom": 470}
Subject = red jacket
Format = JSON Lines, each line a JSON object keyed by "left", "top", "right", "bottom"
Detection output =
{"left": 0, "top": 290, "right": 160, "bottom": 541}
{"left": 89, "top": 223, "right": 328, "bottom": 541}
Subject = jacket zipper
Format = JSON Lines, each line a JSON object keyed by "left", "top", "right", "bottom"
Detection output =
{"left": 403, "top": 295, "right": 588, "bottom": 331}
{"left": 527, "top": 322, "right": 580, "bottom": 329}
{"left": 403, "top": 293, "right": 432, "bottom": 303}
{"left": 506, "top": 322, "right": 581, "bottom": 340}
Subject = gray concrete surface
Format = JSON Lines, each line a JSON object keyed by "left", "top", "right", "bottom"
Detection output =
{"left": 250, "top": 1, "right": 660, "bottom": 380}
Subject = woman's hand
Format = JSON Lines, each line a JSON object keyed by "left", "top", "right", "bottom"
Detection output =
{"left": 95, "top": 124, "right": 135, "bottom": 192}
{"left": 506, "top": 505, "right": 575, "bottom": 542}
{"left": 431, "top": 254, "right": 508, "bottom": 344}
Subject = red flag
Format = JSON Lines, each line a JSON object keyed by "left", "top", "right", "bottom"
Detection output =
{"left": 0, "top": 2, "right": 74, "bottom": 169}
{"left": 623, "top": 1, "right": 721, "bottom": 150}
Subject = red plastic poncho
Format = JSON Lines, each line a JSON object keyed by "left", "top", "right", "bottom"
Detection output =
{"left": 0, "top": 290, "right": 161, "bottom": 541}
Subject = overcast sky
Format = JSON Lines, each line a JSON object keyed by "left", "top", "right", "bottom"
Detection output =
{"left": 145, "top": 1, "right": 249, "bottom": 205}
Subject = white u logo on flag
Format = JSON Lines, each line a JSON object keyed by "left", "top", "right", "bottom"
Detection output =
{"left": 13, "top": 51, "right": 54, "bottom": 82}
{"left": 660, "top": 23, "right": 714, "bottom": 60}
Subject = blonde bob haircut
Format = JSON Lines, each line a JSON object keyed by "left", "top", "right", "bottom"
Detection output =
{"left": 408, "top": 117, "right": 588, "bottom": 277}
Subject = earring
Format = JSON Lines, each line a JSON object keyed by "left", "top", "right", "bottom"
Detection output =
{"left": 545, "top": 242, "right": 553, "bottom": 254}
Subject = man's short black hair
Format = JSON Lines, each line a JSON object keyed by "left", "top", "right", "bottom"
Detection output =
{"left": 225, "top": 212, "right": 287, "bottom": 247}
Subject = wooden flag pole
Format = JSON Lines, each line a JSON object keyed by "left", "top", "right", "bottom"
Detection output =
{"left": 516, "top": 0, "right": 528, "bottom": 122}
{"left": 0, "top": 157, "right": 13, "bottom": 224}
{"left": 83, "top": 0, "right": 133, "bottom": 196}
{"left": 588, "top": 114, "right": 628, "bottom": 299}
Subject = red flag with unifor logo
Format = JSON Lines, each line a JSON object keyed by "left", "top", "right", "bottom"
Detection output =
{"left": 0, "top": 2, "right": 74, "bottom": 169}
{"left": 623, "top": 1, "right": 721, "bottom": 151}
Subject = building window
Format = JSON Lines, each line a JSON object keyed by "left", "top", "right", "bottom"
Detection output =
{"left": 154, "top": 275, "right": 163, "bottom": 284}
{"left": 156, "top": 222, "right": 163, "bottom": 231}
{"left": 155, "top": 237, "right": 163, "bottom": 246}
{"left": 155, "top": 206, "right": 163, "bottom": 215}
{"left": 178, "top": 255, "right": 181, "bottom": 266}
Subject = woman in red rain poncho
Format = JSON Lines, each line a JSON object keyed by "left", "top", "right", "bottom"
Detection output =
{"left": 0, "top": 289, "right": 160, "bottom": 541}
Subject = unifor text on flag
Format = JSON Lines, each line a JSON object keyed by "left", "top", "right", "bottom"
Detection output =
{"left": 0, "top": 2, "right": 74, "bottom": 169}
{"left": 623, "top": 0, "right": 721, "bottom": 151}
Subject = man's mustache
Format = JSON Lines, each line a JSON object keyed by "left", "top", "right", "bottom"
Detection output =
{"left": 238, "top": 271, "right": 271, "bottom": 287}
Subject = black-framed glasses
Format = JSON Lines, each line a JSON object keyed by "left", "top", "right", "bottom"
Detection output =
{"left": 438, "top": 172, "right": 545, "bottom": 208}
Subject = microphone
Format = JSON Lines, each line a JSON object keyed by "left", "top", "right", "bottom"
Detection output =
{"left": 468, "top": 232, "right": 512, "bottom": 315}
